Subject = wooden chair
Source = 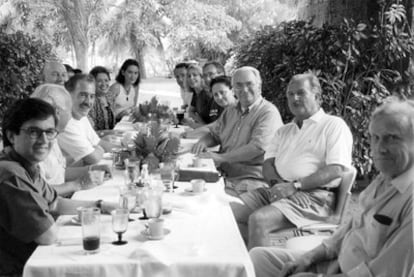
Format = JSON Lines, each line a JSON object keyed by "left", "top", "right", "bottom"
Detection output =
{"left": 270, "top": 166, "right": 357, "bottom": 250}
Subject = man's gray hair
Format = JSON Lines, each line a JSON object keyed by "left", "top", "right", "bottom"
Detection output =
{"left": 232, "top": 66, "right": 262, "bottom": 87}
{"left": 288, "top": 72, "right": 322, "bottom": 97}
{"left": 31, "top": 84, "right": 72, "bottom": 113}
{"left": 371, "top": 97, "right": 414, "bottom": 137}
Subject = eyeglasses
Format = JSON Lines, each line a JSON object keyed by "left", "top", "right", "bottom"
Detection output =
{"left": 20, "top": 127, "right": 59, "bottom": 140}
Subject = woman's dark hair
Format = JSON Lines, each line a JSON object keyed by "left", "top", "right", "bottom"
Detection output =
{"left": 115, "top": 59, "right": 141, "bottom": 87}
{"left": 89, "top": 66, "right": 111, "bottom": 80}
{"left": 210, "top": 75, "right": 232, "bottom": 91}
{"left": 2, "top": 98, "right": 58, "bottom": 147}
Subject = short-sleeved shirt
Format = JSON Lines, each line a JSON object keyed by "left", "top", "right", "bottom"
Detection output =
{"left": 0, "top": 147, "right": 57, "bottom": 275}
{"left": 58, "top": 117, "right": 101, "bottom": 165}
{"left": 267, "top": 109, "right": 353, "bottom": 186}
{"left": 190, "top": 89, "right": 214, "bottom": 124}
{"left": 322, "top": 170, "right": 413, "bottom": 277}
{"left": 209, "top": 97, "right": 283, "bottom": 180}
{"left": 39, "top": 141, "right": 66, "bottom": 185}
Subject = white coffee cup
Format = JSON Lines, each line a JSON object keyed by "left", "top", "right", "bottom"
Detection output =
{"left": 148, "top": 218, "right": 164, "bottom": 238}
{"left": 191, "top": 179, "right": 205, "bottom": 193}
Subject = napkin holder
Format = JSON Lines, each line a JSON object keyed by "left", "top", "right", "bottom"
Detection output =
{"left": 178, "top": 167, "right": 220, "bottom": 182}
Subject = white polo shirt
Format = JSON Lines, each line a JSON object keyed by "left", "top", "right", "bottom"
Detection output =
{"left": 266, "top": 109, "right": 353, "bottom": 184}
{"left": 58, "top": 117, "right": 100, "bottom": 165}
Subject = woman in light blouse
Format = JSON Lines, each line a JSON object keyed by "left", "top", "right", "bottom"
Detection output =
{"left": 107, "top": 59, "right": 141, "bottom": 122}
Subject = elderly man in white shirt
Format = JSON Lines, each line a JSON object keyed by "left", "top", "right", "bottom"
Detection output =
{"left": 231, "top": 73, "right": 353, "bottom": 249}
{"left": 58, "top": 74, "right": 115, "bottom": 166}
{"left": 249, "top": 98, "right": 413, "bottom": 277}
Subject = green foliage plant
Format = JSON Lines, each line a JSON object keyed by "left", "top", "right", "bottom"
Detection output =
{"left": 233, "top": 1, "right": 414, "bottom": 178}
{"left": 134, "top": 121, "right": 180, "bottom": 172}
{"left": 0, "top": 30, "right": 55, "bottom": 128}
{"left": 131, "top": 96, "right": 173, "bottom": 123}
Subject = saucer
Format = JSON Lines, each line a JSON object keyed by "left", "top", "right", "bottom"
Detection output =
{"left": 70, "top": 216, "right": 81, "bottom": 225}
{"left": 184, "top": 188, "right": 207, "bottom": 194}
{"left": 141, "top": 228, "right": 171, "bottom": 240}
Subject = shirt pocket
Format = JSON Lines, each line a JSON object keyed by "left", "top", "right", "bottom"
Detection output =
{"left": 366, "top": 215, "right": 392, "bottom": 258}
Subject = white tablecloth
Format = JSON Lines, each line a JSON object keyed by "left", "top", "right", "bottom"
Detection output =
{"left": 23, "top": 159, "right": 254, "bottom": 277}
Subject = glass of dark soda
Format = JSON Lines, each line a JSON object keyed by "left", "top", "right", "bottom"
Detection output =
{"left": 81, "top": 207, "right": 101, "bottom": 254}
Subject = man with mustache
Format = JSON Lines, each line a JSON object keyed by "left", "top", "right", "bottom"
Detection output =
{"left": 249, "top": 98, "right": 413, "bottom": 277}
{"left": 231, "top": 73, "right": 353, "bottom": 249}
{"left": 58, "top": 74, "right": 114, "bottom": 166}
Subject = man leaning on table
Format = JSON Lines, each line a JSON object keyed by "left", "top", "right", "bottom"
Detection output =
{"left": 32, "top": 84, "right": 111, "bottom": 197}
{"left": 0, "top": 98, "right": 116, "bottom": 277}
{"left": 250, "top": 98, "right": 414, "bottom": 277}
{"left": 192, "top": 66, "right": 283, "bottom": 195}
{"left": 231, "top": 73, "right": 353, "bottom": 249}
{"left": 58, "top": 74, "right": 115, "bottom": 166}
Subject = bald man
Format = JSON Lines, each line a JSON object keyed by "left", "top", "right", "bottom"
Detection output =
{"left": 192, "top": 66, "right": 283, "bottom": 196}
{"left": 42, "top": 61, "right": 68, "bottom": 85}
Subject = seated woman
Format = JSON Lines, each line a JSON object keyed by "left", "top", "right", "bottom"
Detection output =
{"left": 187, "top": 64, "right": 213, "bottom": 128}
{"left": 107, "top": 59, "right": 140, "bottom": 122}
{"left": 183, "top": 75, "right": 236, "bottom": 138}
{"left": 88, "top": 66, "right": 115, "bottom": 131}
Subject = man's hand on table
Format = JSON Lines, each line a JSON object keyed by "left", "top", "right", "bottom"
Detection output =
{"left": 198, "top": 151, "right": 224, "bottom": 166}
{"left": 192, "top": 141, "right": 208, "bottom": 155}
{"left": 90, "top": 164, "right": 112, "bottom": 179}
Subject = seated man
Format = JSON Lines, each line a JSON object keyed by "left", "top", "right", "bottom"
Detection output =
{"left": 32, "top": 84, "right": 111, "bottom": 196}
{"left": 202, "top": 61, "right": 226, "bottom": 122}
{"left": 250, "top": 98, "right": 414, "bottom": 277}
{"left": 192, "top": 66, "right": 283, "bottom": 195}
{"left": 42, "top": 60, "right": 67, "bottom": 86}
{"left": 182, "top": 75, "right": 237, "bottom": 139}
{"left": 231, "top": 73, "right": 353, "bottom": 249}
{"left": 0, "top": 98, "right": 116, "bottom": 276}
{"left": 58, "top": 74, "right": 116, "bottom": 166}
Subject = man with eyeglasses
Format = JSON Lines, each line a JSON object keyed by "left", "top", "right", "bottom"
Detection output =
{"left": 0, "top": 98, "right": 116, "bottom": 276}
{"left": 192, "top": 66, "right": 283, "bottom": 196}
{"left": 58, "top": 74, "right": 115, "bottom": 166}
{"left": 42, "top": 60, "right": 68, "bottom": 86}
{"left": 32, "top": 84, "right": 111, "bottom": 197}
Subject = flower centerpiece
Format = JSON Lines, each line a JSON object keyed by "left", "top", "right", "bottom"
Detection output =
{"left": 133, "top": 121, "right": 180, "bottom": 171}
{"left": 131, "top": 96, "right": 173, "bottom": 123}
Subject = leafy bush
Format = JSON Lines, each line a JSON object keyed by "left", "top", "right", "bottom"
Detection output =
{"left": 233, "top": 2, "right": 414, "bottom": 179}
{"left": 0, "top": 30, "right": 55, "bottom": 128}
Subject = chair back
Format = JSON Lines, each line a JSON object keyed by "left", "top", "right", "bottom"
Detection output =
{"left": 330, "top": 166, "right": 357, "bottom": 224}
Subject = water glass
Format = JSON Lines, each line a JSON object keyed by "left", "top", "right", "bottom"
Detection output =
{"left": 111, "top": 208, "right": 129, "bottom": 245}
{"left": 81, "top": 207, "right": 101, "bottom": 254}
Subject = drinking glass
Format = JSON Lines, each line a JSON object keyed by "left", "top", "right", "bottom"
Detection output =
{"left": 81, "top": 207, "right": 101, "bottom": 254}
{"left": 176, "top": 111, "right": 185, "bottom": 125}
{"left": 119, "top": 193, "right": 137, "bottom": 212}
{"left": 172, "top": 107, "right": 179, "bottom": 128}
{"left": 125, "top": 160, "right": 140, "bottom": 185}
{"left": 111, "top": 209, "right": 129, "bottom": 245}
{"left": 143, "top": 186, "right": 163, "bottom": 218}
{"left": 160, "top": 162, "right": 175, "bottom": 192}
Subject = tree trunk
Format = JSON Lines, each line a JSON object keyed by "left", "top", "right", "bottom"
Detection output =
{"left": 60, "top": 0, "right": 89, "bottom": 71}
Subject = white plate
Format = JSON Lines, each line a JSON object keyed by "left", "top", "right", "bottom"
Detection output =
{"left": 184, "top": 188, "right": 207, "bottom": 194}
{"left": 141, "top": 228, "right": 171, "bottom": 240}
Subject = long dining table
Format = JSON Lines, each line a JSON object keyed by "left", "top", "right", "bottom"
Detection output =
{"left": 22, "top": 120, "right": 255, "bottom": 277}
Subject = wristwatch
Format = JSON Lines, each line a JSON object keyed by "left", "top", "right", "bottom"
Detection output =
{"left": 292, "top": 180, "right": 302, "bottom": 190}
{"left": 95, "top": 199, "right": 104, "bottom": 212}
